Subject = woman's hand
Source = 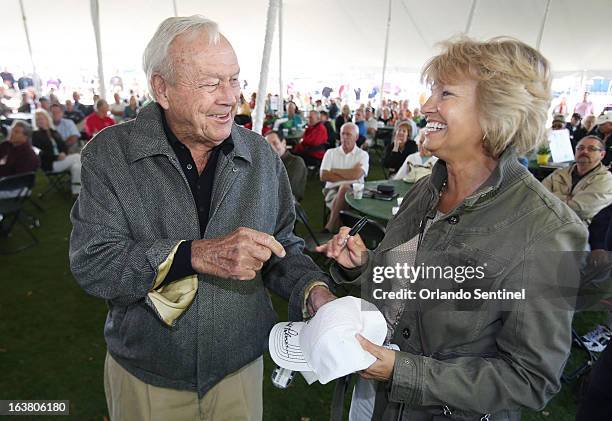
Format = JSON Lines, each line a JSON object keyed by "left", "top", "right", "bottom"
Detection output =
{"left": 315, "top": 226, "right": 368, "bottom": 269}
{"left": 393, "top": 135, "right": 405, "bottom": 152}
{"left": 356, "top": 334, "right": 396, "bottom": 382}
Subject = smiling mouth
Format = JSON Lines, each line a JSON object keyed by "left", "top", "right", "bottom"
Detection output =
{"left": 209, "top": 113, "right": 231, "bottom": 122}
{"left": 424, "top": 121, "right": 447, "bottom": 134}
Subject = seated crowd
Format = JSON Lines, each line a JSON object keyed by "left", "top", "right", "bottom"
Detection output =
{"left": 0, "top": 85, "right": 147, "bottom": 200}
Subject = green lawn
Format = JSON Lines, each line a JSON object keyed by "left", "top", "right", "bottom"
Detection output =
{"left": 0, "top": 155, "right": 603, "bottom": 420}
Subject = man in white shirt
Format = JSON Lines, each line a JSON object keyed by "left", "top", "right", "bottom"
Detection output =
{"left": 320, "top": 122, "right": 369, "bottom": 232}
{"left": 110, "top": 93, "right": 125, "bottom": 123}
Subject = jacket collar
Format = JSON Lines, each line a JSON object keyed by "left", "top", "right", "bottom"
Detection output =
{"left": 427, "top": 146, "right": 529, "bottom": 208}
{"left": 127, "top": 102, "right": 251, "bottom": 164}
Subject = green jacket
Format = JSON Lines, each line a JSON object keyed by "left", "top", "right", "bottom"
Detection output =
{"left": 336, "top": 148, "right": 588, "bottom": 420}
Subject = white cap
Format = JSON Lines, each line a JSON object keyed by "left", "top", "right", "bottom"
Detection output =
{"left": 268, "top": 296, "right": 387, "bottom": 384}
{"left": 596, "top": 112, "right": 612, "bottom": 125}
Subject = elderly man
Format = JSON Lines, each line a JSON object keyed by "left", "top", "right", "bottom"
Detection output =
{"left": 543, "top": 136, "right": 612, "bottom": 225}
{"left": 110, "top": 92, "right": 125, "bottom": 122}
{"left": 292, "top": 109, "right": 328, "bottom": 166}
{"left": 84, "top": 99, "right": 115, "bottom": 138}
{"left": 0, "top": 121, "right": 40, "bottom": 180}
{"left": 69, "top": 15, "right": 334, "bottom": 420}
{"left": 320, "top": 122, "right": 369, "bottom": 232}
{"left": 590, "top": 112, "right": 612, "bottom": 166}
{"left": 64, "top": 100, "right": 84, "bottom": 124}
{"left": 265, "top": 130, "right": 307, "bottom": 201}
{"left": 50, "top": 103, "right": 81, "bottom": 153}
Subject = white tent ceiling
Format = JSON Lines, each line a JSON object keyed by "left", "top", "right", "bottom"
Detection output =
{"left": 1, "top": 0, "right": 611, "bottom": 94}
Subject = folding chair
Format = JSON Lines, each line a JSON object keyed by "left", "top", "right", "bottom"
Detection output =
{"left": 339, "top": 210, "right": 386, "bottom": 250}
{"left": 38, "top": 170, "right": 71, "bottom": 199}
{"left": 294, "top": 201, "right": 332, "bottom": 253}
{"left": 0, "top": 172, "right": 39, "bottom": 254}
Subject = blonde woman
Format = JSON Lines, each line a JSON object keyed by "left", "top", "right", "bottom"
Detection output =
{"left": 32, "top": 109, "right": 81, "bottom": 196}
{"left": 319, "top": 37, "right": 587, "bottom": 420}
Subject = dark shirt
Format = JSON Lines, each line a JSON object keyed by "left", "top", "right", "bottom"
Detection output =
{"left": 65, "top": 109, "right": 85, "bottom": 125}
{"left": 31, "top": 129, "right": 67, "bottom": 172}
{"left": 161, "top": 106, "right": 235, "bottom": 285}
{"left": 334, "top": 114, "right": 352, "bottom": 140}
{"left": 571, "top": 165, "right": 599, "bottom": 192}
{"left": 382, "top": 140, "right": 418, "bottom": 175}
{"left": 0, "top": 141, "right": 40, "bottom": 177}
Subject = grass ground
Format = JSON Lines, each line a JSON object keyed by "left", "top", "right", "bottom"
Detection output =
{"left": 0, "top": 154, "right": 604, "bottom": 420}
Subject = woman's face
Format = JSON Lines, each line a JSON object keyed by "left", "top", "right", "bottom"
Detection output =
{"left": 35, "top": 113, "right": 48, "bottom": 129}
{"left": 395, "top": 126, "right": 409, "bottom": 144}
{"left": 421, "top": 78, "right": 484, "bottom": 161}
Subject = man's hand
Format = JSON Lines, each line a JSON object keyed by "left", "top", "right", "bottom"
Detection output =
{"left": 356, "top": 334, "right": 396, "bottom": 382}
{"left": 57, "top": 152, "right": 67, "bottom": 161}
{"left": 306, "top": 286, "right": 337, "bottom": 317}
{"left": 191, "top": 227, "right": 286, "bottom": 280}
{"left": 315, "top": 226, "right": 368, "bottom": 269}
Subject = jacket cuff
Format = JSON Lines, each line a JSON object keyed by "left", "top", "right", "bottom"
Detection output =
{"left": 302, "top": 281, "right": 330, "bottom": 319}
{"left": 389, "top": 351, "right": 425, "bottom": 405}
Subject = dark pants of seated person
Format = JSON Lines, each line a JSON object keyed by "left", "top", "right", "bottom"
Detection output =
{"left": 575, "top": 341, "right": 612, "bottom": 420}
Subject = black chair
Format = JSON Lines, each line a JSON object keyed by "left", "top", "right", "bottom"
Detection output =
{"left": 339, "top": 210, "right": 386, "bottom": 250}
{"left": 294, "top": 201, "right": 332, "bottom": 253}
{"left": 38, "top": 170, "right": 71, "bottom": 199}
{"left": 0, "top": 172, "right": 39, "bottom": 254}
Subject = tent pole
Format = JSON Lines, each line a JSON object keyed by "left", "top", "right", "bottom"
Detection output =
{"left": 278, "top": 0, "right": 284, "bottom": 117}
{"left": 380, "top": 0, "right": 392, "bottom": 105}
{"left": 18, "top": 0, "right": 40, "bottom": 94}
{"left": 173, "top": 0, "right": 178, "bottom": 17}
{"left": 253, "top": 0, "right": 279, "bottom": 134}
{"left": 90, "top": 0, "right": 106, "bottom": 99}
{"left": 464, "top": 0, "right": 477, "bottom": 34}
{"left": 536, "top": 0, "right": 551, "bottom": 50}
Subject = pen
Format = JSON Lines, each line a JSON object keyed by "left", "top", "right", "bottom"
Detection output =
{"left": 340, "top": 216, "right": 368, "bottom": 248}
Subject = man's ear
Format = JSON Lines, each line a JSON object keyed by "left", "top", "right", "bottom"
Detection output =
{"left": 152, "top": 74, "right": 169, "bottom": 109}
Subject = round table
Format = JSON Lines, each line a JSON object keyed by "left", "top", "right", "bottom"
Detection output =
{"left": 345, "top": 179, "right": 413, "bottom": 221}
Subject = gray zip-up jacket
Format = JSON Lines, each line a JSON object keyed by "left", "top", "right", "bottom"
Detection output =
{"left": 335, "top": 148, "right": 588, "bottom": 420}
{"left": 69, "top": 103, "right": 331, "bottom": 397}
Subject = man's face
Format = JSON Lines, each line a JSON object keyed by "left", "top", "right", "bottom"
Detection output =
{"left": 65, "top": 101, "right": 73, "bottom": 112}
{"left": 571, "top": 116, "right": 581, "bottom": 126}
{"left": 287, "top": 102, "right": 296, "bottom": 117}
{"left": 73, "top": 92, "right": 79, "bottom": 102}
{"left": 600, "top": 122, "right": 612, "bottom": 135}
{"left": 9, "top": 126, "right": 27, "bottom": 145}
{"left": 308, "top": 111, "right": 319, "bottom": 126}
{"left": 265, "top": 132, "right": 286, "bottom": 157}
{"left": 98, "top": 101, "right": 109, "bottom": 115}
{"left": 156, "top": 33, "right": 241, "bottom": 147}
{"left": 355, "top": 110, "right": 364, "bottom": 122}
{"left": 114, "top": 93, "right": 120, "bottom": 103}
{"left": 40, "top": 100, "right": 49, "bottom": 111}
{"left": 51, "top": 106, "right": 63, "bottom": 123}
{"left": 340, "top": 125, "right": 358, "bottom": 153}
{"left": 575, "top": 137, "right": 605, "bottom": 169}
{"left": 365, "top": 109, "right": 372, "bottom": 119}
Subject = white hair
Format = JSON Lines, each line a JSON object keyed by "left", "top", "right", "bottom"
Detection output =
{"left": 341, "top": 122, "right": 359, "bottom": 137}
{"left": 142, "top": 15, "right": 220, "bottom": 101}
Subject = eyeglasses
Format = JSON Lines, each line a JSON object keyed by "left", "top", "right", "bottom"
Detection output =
{"left": 576, "top": 145, "right": 603, "bottom": 152}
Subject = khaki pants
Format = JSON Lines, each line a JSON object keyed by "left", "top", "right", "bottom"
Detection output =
{"left": 104, "top": 353, "right": 263, "bottom": 421}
